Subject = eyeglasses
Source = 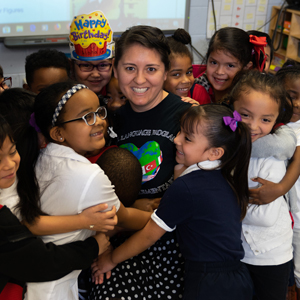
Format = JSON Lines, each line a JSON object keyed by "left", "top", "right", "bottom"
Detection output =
{"left": 75, "top": 62, "right": 112, "bottom": 72}
{"left": 58, "top": 106, "right": 107, "bottom": 126}
{"left": 0, "top": 77, "right": 12, "bottom": 89}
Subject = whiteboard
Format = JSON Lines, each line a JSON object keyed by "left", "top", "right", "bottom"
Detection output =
{"left": 0, "top": 0, "right": 190, "bottom": 39}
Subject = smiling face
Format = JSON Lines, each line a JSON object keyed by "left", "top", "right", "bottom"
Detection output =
{"left": 163, "top": 55, "right": 194, "bottom": 97}
{"left": 0, "top": 137, "right": 20, "bottom": 189}
{"left": 233, "top": 89, "right": 279, "bottom": 142}
{"left": 73, "top": 59, "right": 112, "bottom": 94}
{"left": 58, "top": 89, "right": 106, "bottom": 156}
{"left": 284, "top": 77, "right": 300, "bottom": 123}
{"left": 206, "top": 50, "right": 243, "bottom": 93}
{"left": 174, "top": 122, "right": 213, "bottom": 167}
{"left": 114, "top": 43, "right": 168, "bottom": 113}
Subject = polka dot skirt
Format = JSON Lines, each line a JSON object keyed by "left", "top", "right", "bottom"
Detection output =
{"left": 89, "top": 232, "right": 185, "bottom": 300}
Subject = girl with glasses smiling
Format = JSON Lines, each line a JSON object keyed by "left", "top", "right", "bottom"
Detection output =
{"left": 21, "top": 81, "right": 151, "bottom": 300}
{"left": 71, "top": 61, "right": 113, "bottom": 95}
{"left": 69, "top": 11, "right": 114, "bottom": 97}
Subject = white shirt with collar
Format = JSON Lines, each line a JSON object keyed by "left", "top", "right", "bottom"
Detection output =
{"left": 26, "top": 142, "right": 120, "bottom": 300}
{"left": 241, "top": 156, "right": 293, "bottom": 265}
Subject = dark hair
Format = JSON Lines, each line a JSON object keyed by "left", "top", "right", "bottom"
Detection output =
{"left": 276, "top": 59, "right": 300, "bottom": 84}
{"left": 0, "top": 114, "right": 14, "bottom": 150}
{"left": 114, "top": 25, "right": 171, "bottom": 71}
{"left": 276, "top": 60, "right": 300, "bottom": 118}
{"left": 167, "top": 28, "right": 193, "bottom": 62}
{"left": 96, "top": 147, "right": 142, "bottom": 207}
{"left": 181, "top": 104, "right": 251, "bottom": 219}
{"left": 0, "top": 88, "right": 35, "bottom": 139}
{"left": 10, "top": 81, "right": 84, "bottom": 222}
{"left": 0, "top": 65, "right": 3, "bottom": 78}
{"left": 205, "top": 27, "right": 252, "bottom": 67}
{"left": 0, "top": 88, "right": 42, "bottom": 223}
{"left": 34, "top": 80, "right": 79, "bottom": 142}
{"left": 25, "top": 49, "right": 70, "bottom": 87}
{"left": 229, "top": 70, "right": 293, "bottom": 124}
{"left": 247, "top": 30, "right": 274, "bottom": 64}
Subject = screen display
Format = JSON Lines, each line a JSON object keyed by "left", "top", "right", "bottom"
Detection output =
{"left": 0, "top": 0, "right": 188, "bottom": 38}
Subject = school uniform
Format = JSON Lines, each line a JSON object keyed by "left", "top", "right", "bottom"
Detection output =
{"left": 25, "top": 143, "right": 120, "bottom": 300}
{"left": 242, "top": 156, "right": 293, "bottom": 299}
{"left": 153, "top": 161, "right": 253, "bottom": 300}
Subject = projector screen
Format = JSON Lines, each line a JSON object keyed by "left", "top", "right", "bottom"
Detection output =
{"left": 0, "top": 0, "right": 190, "bottom": 40}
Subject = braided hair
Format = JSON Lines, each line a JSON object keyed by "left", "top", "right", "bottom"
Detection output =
{"left": 276, "top": 59, "right": 300, "bottom": 84}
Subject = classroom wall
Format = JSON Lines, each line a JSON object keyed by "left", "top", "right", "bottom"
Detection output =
{"left": 0, "top": 0, "right": 283, "bottom": 87}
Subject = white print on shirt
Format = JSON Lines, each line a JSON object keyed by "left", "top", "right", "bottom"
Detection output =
{"left": 119, "top": 129, "right": 175, "bottom": 142}
{"left": 139, "top": 176, "right": 173, "bottom": 195}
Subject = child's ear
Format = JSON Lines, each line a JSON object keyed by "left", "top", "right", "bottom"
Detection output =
{"left": 244, "top": 61, "right": 253, "bottom": 70}
{"left": 23, "top": 83, "right": 30, "bottom": 91}
{"left": 208, "top": 147, "right": 224, "bottom": 161}
{"left": 50, "top": 126, "right": 65, "bottom": 143}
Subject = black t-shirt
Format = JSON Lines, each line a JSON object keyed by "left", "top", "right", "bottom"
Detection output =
{"left": 114, "top": 93, "right": 191, "bottom": 198}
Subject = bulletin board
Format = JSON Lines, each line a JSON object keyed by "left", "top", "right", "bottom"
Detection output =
{"left": 206, "top": 0, "right": 269, "bottom": 38}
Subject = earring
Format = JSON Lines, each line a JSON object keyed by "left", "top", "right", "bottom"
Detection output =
{"left": 60, "top": 137, "right": 63, "bottom": 141}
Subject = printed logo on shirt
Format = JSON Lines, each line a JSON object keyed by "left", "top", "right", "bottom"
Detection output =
{"left": 119, "top": 129, "right": 175, "bottom": 142}
{"left": 120, "top": 141, "right": 163, "bottom": 184}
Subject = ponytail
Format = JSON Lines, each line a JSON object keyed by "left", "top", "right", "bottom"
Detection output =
{"left": 220, "top": 120, "right": 251, "bottom": 219}
{"left": 15, "top": 124, "right": 43, "bottom": 224}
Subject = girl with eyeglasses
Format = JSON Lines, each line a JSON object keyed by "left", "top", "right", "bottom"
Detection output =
{"left": 71, "top": 60, "right": 113, "bottom": 96}
{"left": 22, "top": 81, "right": 151, "bottom": 300}
{"left": 69, "top": 12, "right": 114, "bottom": 96}
{"left": 0, "top": 112, "right": 111, "bottom": 300}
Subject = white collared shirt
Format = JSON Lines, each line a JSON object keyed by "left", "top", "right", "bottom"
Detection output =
{"left": 26, "top": 143, "right": 120, "bottom": 300}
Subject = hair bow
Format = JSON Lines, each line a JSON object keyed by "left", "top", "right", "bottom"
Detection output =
{"left": 223, "top": 111, "right": 242, "bottom": 132}
{"left": 249, "top": 35, "right": 267, "bottom": 72}
{"left": 29, "top": 113, "right": 41, "bottom": 133}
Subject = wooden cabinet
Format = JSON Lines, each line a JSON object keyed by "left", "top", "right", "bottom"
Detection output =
{"left": 269, "top": 5, "right": 300, "bottom": 69}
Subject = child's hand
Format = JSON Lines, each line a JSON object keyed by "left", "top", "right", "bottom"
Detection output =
{"left": 131, "top": 198, "right": 161, "bottom": 212}
{"left": 181, "top": 97, "right": 199, "bottom": 106}
{"left": 91, "top": 247, "right": 116, "bottom": 284}
{"left": 92, "top": 270, "right": 112, "bottom": 285}
{"left": 93, "top": 233, "right": 110, "bottom": 255}
{"left": 79, "top": 204, "right": 118, "bottom": 232}
{"left": 249, "top": 177, "right": 282, "bottom": 205}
